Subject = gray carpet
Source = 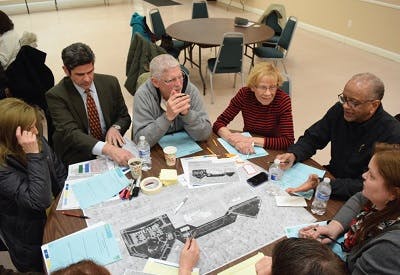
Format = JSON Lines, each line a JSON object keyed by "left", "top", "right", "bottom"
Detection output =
{"left": 143, "top": 0, "right": 181, "bottom": 6}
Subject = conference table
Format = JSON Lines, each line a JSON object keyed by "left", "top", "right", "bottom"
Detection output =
{"left": 43, "top": 133, "right": 343, "bottom": 274}
{"left": 166, "top": 18, "right": 274, "bottom": 94}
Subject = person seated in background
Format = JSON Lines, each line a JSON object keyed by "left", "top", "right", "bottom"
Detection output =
{"left": 133, "top": 54, "right": 211, "bottom": 147}
{"left": 46, "top": 42, "right": 133, "bottom": 166}
{"left": 0, "top": 98, "right": 67, "bottom": 272}
{"left": 213, "top": 62, "right": 294, "bottom": 154}
{"left": 0, "top": 10, "right": 37, "bottom": 99}
{"left": 299, "top": 143, "right": 400, "bottom": 274}
{"left": 277, "top": 73, "right": 400, "bottom": 200}
{"left": 52, "top": 238, "right": 199, "bottom": 275}
{"left": 255, "top": 238, "right": 346, "bottom": 275}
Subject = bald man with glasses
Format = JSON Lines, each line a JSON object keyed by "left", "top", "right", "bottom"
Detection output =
{"left": 133, "top": 54, "right": 211, "bottom": 147}
{"left": 277, "top": 72, "right": 400, "bottom": 200}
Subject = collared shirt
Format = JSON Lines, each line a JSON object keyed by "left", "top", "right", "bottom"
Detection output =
{"left": 73, "top": 82, "right": 106, "bottom": 156}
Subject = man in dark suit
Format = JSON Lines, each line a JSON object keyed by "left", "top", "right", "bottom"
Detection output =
{"left": 46, "top": 42, "right": 133, "bottom": 165}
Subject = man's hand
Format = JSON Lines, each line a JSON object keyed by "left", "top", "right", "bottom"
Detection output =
{"left": 286, "top": 174, "right": 320, "bottom": 194}
{"left": 165, "top": 93, "right": 190, "bottom": 121}
{"left": 255, "top": 256, "right": 272, "bottom": 275}
{"left": 276, "top": 153, "right": 295, "bottom": 170}
{"left": 16, "top": 126, "right": 39, "bottom": 154}
{"left": 179, "top": 238, "right": 199, "bottom": 275}
{"left": 105, "top": 127, "right": 125, "bottom": 147}
{"left": 102, "top": 143, "right": 134, "bottom": 166}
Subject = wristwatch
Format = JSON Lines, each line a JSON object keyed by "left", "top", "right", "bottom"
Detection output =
{"left": 112, "top": 124, "right": 121, "bottom": 131}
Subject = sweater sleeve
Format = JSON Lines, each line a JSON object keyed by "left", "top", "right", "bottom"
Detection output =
{"left": 212, "top": 87, "right": 245, "bottom": 134}
{"left": 333, "top": 192, "right": 367, "bottom": 231}
{"left": 181, "top": 82, "right": 212, "bottom": 141}
{"left": 264, "top": 92, "right": 294, "bottom": 150}
{"left": 288, "top": 104, "right": 338, "bottom": 162}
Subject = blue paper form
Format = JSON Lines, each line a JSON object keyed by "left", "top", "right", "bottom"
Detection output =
{"left": 71, "top": 168, "right": 130, "bottom": 209}
{"left": 158, "top": 131, "right": 203, "bottom": 158}
{"left": 41, "top": 222, "right": 122, "bottom": 273}
{"left": 285, "top": 221, "right": 346, "bottom": 260}
{"left": 277, "top": 163, "right": 326, "bottom": 200}
{"left": 217, "top": 132, "right": 268, "bottom": 160}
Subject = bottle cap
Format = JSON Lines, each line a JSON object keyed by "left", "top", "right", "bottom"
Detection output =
{"left": 274, "top": 159, "right": 280, "bottom": 164}
{"left": 139, "top": 136, "right": 145, "bottom": 141}
{"left": 323, "top": 177, "right": 331, "bottom": 183}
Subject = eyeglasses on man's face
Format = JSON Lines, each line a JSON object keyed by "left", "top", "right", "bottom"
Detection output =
{"left": 162, "top": 72, "right": 185, "bottom": 85}
{"left": 337, "top": 93, "right": 376, "bottom": 109}
{"left": 255, "top": 85, "right": 278, "bottom": 92}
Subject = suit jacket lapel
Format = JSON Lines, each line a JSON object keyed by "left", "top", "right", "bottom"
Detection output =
{"left": 94, "top": 75, "right": 111, "bottom": 128}
{"left": 64, "top": 77, "right": 89, "bottom": 131}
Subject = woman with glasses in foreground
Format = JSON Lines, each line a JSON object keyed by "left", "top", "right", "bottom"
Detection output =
{"left": 213, "top": 62, "right": 294, "bottom": 154}
{"left": 0, "top": 98, "right": 66, "bottom": 272}
{"left": 298, "top": 143, "right": 400, "bottom": 274}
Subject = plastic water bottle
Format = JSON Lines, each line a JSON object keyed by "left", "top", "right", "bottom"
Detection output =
{"left": 269, "top": 159, "right": 283, "bottom": 183}
{"left": 137, "top": 136, "right": 152, "bottom": 171}
{"left": 311, "top": 177, "right": 331, "bottom": 215}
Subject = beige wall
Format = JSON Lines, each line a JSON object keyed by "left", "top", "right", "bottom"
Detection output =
{"left": 244, "top": 0, "right": 400, "bottom": 54}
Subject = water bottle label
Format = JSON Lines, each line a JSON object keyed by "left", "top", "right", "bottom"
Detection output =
{"left": 139, "top": 149, "right": 150, "bottom": 158}
{"left": 270, "top": 174, "right": 278, "bottom": 181}
{"left": 316, "top": 192, "right": 329, "bottom": 201}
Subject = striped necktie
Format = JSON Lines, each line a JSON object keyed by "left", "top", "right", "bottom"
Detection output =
{"left": 85, "top": 89, "right": 103, "bottom": 140}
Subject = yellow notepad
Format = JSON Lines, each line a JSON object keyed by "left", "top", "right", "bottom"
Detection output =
{"left": 217, "top": 252, "right": 264, "bottom": 275}
{"left": 143, "top": 258, "right": 199, "bottom": 275}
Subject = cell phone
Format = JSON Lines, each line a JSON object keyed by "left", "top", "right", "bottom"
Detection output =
{"left": 247, "top": 172, "right": 268, "bottom": 187}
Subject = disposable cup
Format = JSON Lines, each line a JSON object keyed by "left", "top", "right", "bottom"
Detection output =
{"left": 128, "top": 158, "right": 142, "bottom": 179}
{"left": 163, "top": 146, "right": 177, "bottom": 166}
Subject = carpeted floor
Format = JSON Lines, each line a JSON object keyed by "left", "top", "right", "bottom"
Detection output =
{"left": 142, "top": 0, "right": 181, "bottom": 7}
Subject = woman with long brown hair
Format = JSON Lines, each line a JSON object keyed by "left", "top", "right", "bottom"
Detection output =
{"left": 300, "top": 143, "right": 400, "bottom": 274}
{"left": 0, "top": 98, "right": 66, "bottom": 272}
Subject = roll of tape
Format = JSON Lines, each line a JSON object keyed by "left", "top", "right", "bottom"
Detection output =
{"left": 140, "top": 177, "right": 162, "bottom": 195}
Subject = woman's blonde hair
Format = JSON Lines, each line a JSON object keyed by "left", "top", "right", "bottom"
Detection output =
{"left": 0, "top": 98, "right": 42, "bottom": 166}
{"left": 246, "top": 62, "right": 283, "bottom": 88}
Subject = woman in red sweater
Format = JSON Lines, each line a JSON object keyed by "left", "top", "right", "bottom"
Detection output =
{"left": 213, "top": 62, "right": 294, "bottom": 154}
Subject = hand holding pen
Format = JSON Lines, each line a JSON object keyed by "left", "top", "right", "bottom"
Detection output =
{"left": 275, "top": 152, "right": 296, "bottom": 170}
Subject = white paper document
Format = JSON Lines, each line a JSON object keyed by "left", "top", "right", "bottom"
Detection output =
{"left": 275, "top": 195, "right": 307, "bottom": 207}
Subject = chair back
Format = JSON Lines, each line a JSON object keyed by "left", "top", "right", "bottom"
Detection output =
{"left": 277, "top": 16, "right": 297, "bottom": 52}
{"left": 213, "top": 32, "right": 243, "bottom": 74}
{"left": 279, "top": 73, "right": 291, "bottom": 96}
{"left": 265, "top": 10, "right": 282, "bottom": 35}
{"left": 149, "top": 8, "right": 166, "bottom": 40}
{"left": 192, "top": 0, "right": 209, "bottom": 19}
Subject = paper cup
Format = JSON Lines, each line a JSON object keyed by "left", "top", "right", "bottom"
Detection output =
{"left": 163, "top": 146, "right": 177, "bottom": 166}
{"left": 128, "top": 158, "right": 142, "bottom": 179}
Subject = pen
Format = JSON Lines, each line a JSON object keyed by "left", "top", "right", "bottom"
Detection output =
{"left": 61, "top": 211, "right": 90, "bottom": 219}
{"left": 174, "top": 195, "right": 188, "bottom": 215}
{"left": 213, "top": 139, "right": 218, "bottom": 147}
{"left": 247, "top": 142, "right": 254, "bottom": 158}
{"left": 188, "top": 229, "right": 198, "bottom": 248}
{"left": 206, "top": 147, "right": 217, "bottom": 156}
{"left": 267, "top": 161, "right": 290, "bottom": 164}
{"left": 131, "top": 175, "right": 141, "bottom": 198}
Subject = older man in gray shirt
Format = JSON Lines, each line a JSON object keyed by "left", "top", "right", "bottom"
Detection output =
{"left": 133, "top": 54, "right": 211, "bottom": 147}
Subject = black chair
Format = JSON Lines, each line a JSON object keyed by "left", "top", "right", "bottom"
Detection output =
{"left": 149, "top": 8, "right": 189, "bottom": 60}
{"left": 192, "top": 0, "right": 209, "bottom": 19}
{"left": 252, "top": 16, "right": 298, "bottom": 74}
{"left": 207, "top": 32, "right": 244, "bottom": 104}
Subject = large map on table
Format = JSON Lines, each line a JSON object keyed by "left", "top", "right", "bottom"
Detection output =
{"left": 85, "top": 164, "right": 316, "bottom": 274}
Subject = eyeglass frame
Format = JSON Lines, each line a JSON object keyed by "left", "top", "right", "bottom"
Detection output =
{"left": 161, "top": 71, "right": 186, "bottom": 85}
{"left": 254, "top": 84, "right": 278, "bottom": 92}
{"left": 337, "top": 93, "right": 377, "bottom": 108}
